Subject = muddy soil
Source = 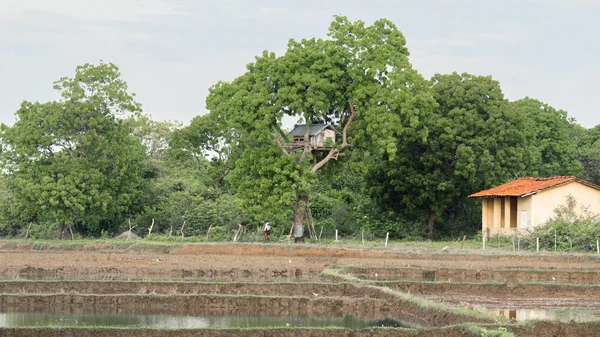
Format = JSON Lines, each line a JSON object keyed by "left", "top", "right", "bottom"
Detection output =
{"left": 1, "top": 243, "right": 600, "bottom": 282}
{"left": 0, "top": 281, "right": 355, "bottom": 296}
{"left": 425, "top": 294, "right": 600, "bottom": 309}
{"left": 0, "top": 293, "right": 387, "bottom": 318}
{"left": 509, "top": 321, "right": 600, "bottom": 336}
{"left": 1, "top": 242, "right": 600, "bottom": 334}
{"left": 383, "top": 281, "right": 600, "bottom": 306}
{"left": 350, "top": 266, "right": 600, "bottom": 284}
{"left": 6, "top": 278, "right": 600, "bottom": 307}
{"left": 0, "top": 327, "right": 480, "bottom": 337}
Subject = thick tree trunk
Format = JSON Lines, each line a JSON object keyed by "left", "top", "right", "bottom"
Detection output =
{"left": 293, "top": 195, "right": 309, "bottom": 243}
{"left": 427, "top": 213, "right": 436, "bottom": 239}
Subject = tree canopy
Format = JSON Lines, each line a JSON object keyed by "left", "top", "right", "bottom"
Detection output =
{"left": 0, "top": 63, "right": 145, "bottom": 235}
{"left": 204, "top": 15, "right": 436, "bottom": 238}
{"left": 368, "top": 73, "right": 536, "bottom": 236}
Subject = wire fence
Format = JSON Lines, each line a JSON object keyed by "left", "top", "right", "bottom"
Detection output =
{"left": 483, "top": 231, "right": 600, "bottom": 255}
{"left": 11, "top": 220, "right": 600, "bottom": 256}
{"left": 208, "top": 225, "right": 600, "bottom": 256}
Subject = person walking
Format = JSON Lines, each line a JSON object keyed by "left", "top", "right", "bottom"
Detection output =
{"left": 263, "top": 221, "right": 271, "bottom": 242}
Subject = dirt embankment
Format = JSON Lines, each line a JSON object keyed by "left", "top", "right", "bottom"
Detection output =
{"left": 0, "top": 327, "right": 478, "bottom": 337}
{"left": 0, "top": 283, "right": 494, "bottom": 328}
{"left": 386, "top": 280, "right": 600, "bottom": 300}
{"left": 349, "top": 266, "right": 600, "bottom": 284}
{"left": 509, "top": 321, "right": 600, "bottom": 336}
{"left": 0, "top": 280, "right": 498, "bottom": 328}
{"left": 0, "top": 293, "right": 386, "bottom": 318}
{"left": 7, "top": 265, "right": 323, "bottom": 282}
{"left": 5, "top": 280, "right": 599, "bottom": 307}
{"left": 0, "top": 281, "right": 353, "bottom": 297}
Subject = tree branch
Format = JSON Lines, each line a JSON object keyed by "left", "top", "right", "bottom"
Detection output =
{"left": 310, "top": 99, "right": 356, "bottom": 173}
{"left": 275, "top": 125, "right": 290, "bottom": 143}
{"left": 311, "top": 148, "right": 339, "bottom": 173}
{"left": 300, "top": 122, "right": 311, "bottom": 162}
{"left": 59, "top": 144, "right": 72, "bottom": 155}
{"left": 275, "top": 133, "right": 291, "bottom": 157}
{"left": 341, "top": 99, "right": 357, "bottom": 147}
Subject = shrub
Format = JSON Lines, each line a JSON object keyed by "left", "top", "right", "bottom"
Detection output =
{"left": 523, "top": 195, "right": 600, "bottom": 252}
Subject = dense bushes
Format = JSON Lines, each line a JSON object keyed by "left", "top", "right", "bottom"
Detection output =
{"left": 523, "top": 196, "right": 600, "bottom": 252}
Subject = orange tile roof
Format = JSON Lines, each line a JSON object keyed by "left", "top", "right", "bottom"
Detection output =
{"left": 468, "top": 176, "right": 599, "bottom": 198}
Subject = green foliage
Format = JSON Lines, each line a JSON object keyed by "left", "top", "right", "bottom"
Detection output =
{"left": 576, "top": 124, "right": 600, "bottom": 185}
{"left": 0, "top": 62, "right": 145, "bottom": 236}
{"left": 310, "top": 155, "right": 368, "bottom": 237}
{"left": 435, "top": 198, "right": 482, "bottom": 239}
{"left": 512, "top": 97, "right": 583, "bottom": 177}
{"left": 126, "top": 114, "right": 182, "bottom": 161}
{"left": 169, "top": 113, "right": 238, "bottom": 190}
{"left": 206, "top": 226, "right": 232, "bottom": 242}
{"left": 523, "top": 195, "right": 600, "bottom": 252}
{"left": 126, "top": 104, "right": 254, "bottom": 239}
{"left": 20, "top": 223, "right": 57, "bottom": 240}
{"left": 0, "top": 175, "right": 22, "bottom": 236}
{"left": 368, "top": 73, "right": 532, "bottom": 237}
{"left": 229, "top": 145, "right": 314, "bottom": 223}
{"left": 466, "top": 325, "right": 514, "bottom": 337}
{"left": 132, "top": 154, "right": 250, "bottom": 237}
{"left": 205, "top": 15, "right": 435, "bottom": 235}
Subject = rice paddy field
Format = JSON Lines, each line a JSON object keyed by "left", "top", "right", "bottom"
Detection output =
{"left": 0, "top": 240, "right": 599, "bottom": 336}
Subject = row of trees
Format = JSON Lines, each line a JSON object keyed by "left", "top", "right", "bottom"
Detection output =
{"left": 0, "top": 16, "right": 599, "bottom": 241}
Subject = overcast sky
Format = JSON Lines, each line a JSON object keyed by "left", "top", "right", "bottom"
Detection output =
{"left": 1, "top": 0, "right": 599, "bottom": 128}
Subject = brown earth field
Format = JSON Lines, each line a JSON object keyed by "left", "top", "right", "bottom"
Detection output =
{"left": 1, "top": 241, "right": 600, "bottom": 336}
{"left": 2, "top": 242, "right": 600, "bottom": 281}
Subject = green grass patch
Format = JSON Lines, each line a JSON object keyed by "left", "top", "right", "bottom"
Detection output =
{"left": 463, "top": 324, "right": 515, "bottom": 337}
{"left": 375, "top": 280, "right": 507, "bottom": 287}
{"left": 4, "top": 237, "right": 600, "bottom": 261}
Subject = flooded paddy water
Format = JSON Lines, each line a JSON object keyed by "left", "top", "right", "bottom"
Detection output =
{"left": 480, "top": 307, "right": 600, "bottom": 323}
{"left": 0, "top": 311, "right": 405, "bottom": 329}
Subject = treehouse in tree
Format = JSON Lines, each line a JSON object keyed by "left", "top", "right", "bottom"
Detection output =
{"left": 207, "top": 16, "right": 430, "bottom": 243}
{"left": 288, "top": 124, "right": 338, "bottom": 150}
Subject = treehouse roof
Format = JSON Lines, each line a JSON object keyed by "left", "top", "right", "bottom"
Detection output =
{"left": 288, "top": 124, "right": 336, "bottom": 137}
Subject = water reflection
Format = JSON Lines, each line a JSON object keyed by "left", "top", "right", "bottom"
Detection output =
{"left": 0, "top": 312, "right": 406, "bottom": 329}
{"left": 481, "top": 308, "right": 600, "bottom": 323}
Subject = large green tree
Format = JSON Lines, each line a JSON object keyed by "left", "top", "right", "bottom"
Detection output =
{"left": 369, "top": 73, "right": 535, "bottom": 237}
{"left": 204, "top": 16, "right": 435, "bottom": 239}
{"left": 576, "top": 124, "right": 600, "bottom": 185}
{"left": 0, "top": 63, "right": 146, "bottom": 236}
{"left": 511, "top": 97, "right": 583, "bottom": 177}
{"left": 170, "top": 114, "right": 239, "bottom": 189}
